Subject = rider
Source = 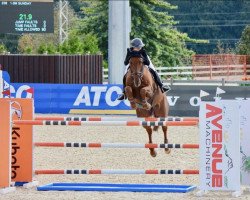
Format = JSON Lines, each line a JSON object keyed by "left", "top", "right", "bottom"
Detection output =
{"left": 117, "top": 38, "right": 170, "bottom": 100}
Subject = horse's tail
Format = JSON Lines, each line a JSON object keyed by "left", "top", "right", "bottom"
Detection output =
{"left": 153, "top": 126, "right": 159, "bottom": 132}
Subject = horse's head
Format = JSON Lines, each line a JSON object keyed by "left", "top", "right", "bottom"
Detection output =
{"left": 129, "top": 56, "right": 144, "bottom": 87}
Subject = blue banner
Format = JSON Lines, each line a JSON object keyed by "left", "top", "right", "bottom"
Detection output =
{"left": 2, "top": 70, "right": 10, "bottom": 97}
{"left": 6, "top": 82, "right": 250, "bottom": 116}
{"left": 11, "top": 83, "right": 131, "bottom": 114}
{"left": 3, "top": 70, "right": 250, "bottom": 116}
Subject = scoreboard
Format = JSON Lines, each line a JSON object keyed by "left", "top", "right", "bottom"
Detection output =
{"left": 0, "top": 1, "right": 54, "bottom": 33}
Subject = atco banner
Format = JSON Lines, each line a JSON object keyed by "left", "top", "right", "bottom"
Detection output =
{"left": 199, "top": 100, "right": 240, "bottom": 191}
{"left": 6, "top": 83, "right": 250, "bottom": 116}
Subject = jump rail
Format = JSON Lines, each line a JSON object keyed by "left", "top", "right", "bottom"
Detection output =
{"left": 35, "top": 169, "right": 199, "bottom": 175}
{"left": 14, "top": 120, "right": 198, "bottom": 126}
{"left": 34, "top": 116, "right": 199, "bottom": 122}
{"left": 34, "top": 142, "right": 199, "bottom": 149}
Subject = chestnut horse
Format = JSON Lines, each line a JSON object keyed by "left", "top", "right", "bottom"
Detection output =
{"left": 124, "top": 56, "right": 170, "bottom": 157}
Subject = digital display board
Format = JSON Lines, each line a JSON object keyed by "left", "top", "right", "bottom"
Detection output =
{"left": 0, "top": 1, "right": 54, "bottom": 33}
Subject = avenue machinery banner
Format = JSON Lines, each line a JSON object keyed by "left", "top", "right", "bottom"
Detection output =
{"left": 199, "top": 100, "right": 241, "bottom": 192}
{"left": 240, "top": 100, "right": 250, "bottom": 185}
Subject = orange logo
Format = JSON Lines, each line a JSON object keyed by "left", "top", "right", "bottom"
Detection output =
{"left": 11, "top": 101, "right": 22, "bottom": 120}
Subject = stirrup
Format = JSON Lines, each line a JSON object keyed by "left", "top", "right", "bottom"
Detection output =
{"left": 161, "top": 85, "right": 171, "bottom": 93}
{"left": 117, "top": 93, "right": 125, "bottom": 100}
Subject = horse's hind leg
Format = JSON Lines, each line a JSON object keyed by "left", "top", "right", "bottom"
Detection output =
{"left": 162, "top": 126, "right": 171, "bottom": 154}
{"left": 144, "top": 126, "right": 157, "bottom": 157}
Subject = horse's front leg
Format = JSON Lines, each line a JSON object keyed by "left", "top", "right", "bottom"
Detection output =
{"left": 144, "top": 126, "right": 157, "bottom": 157}
{"left": 140, "top": 86, "right": 153, "bottom": 110}
{"left": 125, "top": 86, "right": 137, "bottom": 109}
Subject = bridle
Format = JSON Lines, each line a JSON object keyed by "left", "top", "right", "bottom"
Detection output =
{"left": 131, "top": 64, "right": 144, "bottom": 80}
{"left": 130, "top": 57, "right": 144, "bottom": 86}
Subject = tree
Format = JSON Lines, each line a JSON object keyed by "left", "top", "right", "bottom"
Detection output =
{"left": 58, "top": 31, "right": 99, "bottom": 54}
{"left": 35, "top": 31, "right": 99, "bottom": 55}
{"left": 0, "top": 34, "right": 19, "bottom": 53}
{"left": 167, "top": 0, "right": 250, "bottom": 54}
{"left": 213, "top": 40, "right": 235, "bottom": 54}
{"left": 79, "top": 0, "right": 199, "bottom": 67}
{"left": 0, "top": 43, "right": 7, "bottom": 54}
{"left": 236, "top": 26, "right": 250, "bottom": 55}
{"left": 17, "top": 34, "right": 34, "bottom": 54}
{"left": 37, "top": 42, "right": 57, "bottom": 54}
{"left": 79, "top": 1, "right": 108, "bottom": 58}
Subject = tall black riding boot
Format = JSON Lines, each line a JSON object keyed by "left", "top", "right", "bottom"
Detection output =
{"left": 117, "top": 74, "right": 127, "bottom": 100}
{"left": 149, "top": 68, "right": 170, "bottom": 93}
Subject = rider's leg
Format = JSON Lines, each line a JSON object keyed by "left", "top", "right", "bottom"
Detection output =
{"left": 117, "top": 65, "right": 129, "bottom": 101}
{"left": 148, "top": 68, "right": 170, "bottom": 93}
{"left": 117, "top": 74, "right": 127, "bottom": 100}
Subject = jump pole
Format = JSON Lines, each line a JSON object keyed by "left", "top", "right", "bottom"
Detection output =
{"left": 34, "top": 116, "right": 199, "bottom": 122}
{"left": 35, "top": 169, "right": 199, "bottom": 175}
{"left": 34, "top": 142, "right": 199, "bottom": 149}
{"left": 13, "top": 120, "right": 198, "bottom": 126}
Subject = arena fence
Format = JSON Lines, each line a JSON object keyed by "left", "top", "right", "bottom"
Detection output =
{"left": 192, "top": 54, "right": 250, "bottom": 81}
{"left": 0, "top": 54, "right": 103, "bottom": 84}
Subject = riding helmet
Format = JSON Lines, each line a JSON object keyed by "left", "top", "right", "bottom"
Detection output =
{"left": 131, "top": 38, "right": 145, "bottom": 48}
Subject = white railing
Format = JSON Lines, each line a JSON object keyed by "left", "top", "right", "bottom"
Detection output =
{"left": 103, "top": 66, "right": 193, "bottom": 82}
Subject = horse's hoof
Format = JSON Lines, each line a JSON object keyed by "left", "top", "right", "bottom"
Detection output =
{"left": 143, "top": 103, "right": 151, "bottom": 110}
{"left": 165, "top": 148, "right": 171, "bottom": 154}
{"left": 150, "top": 150, "right": 157, "bottom": 157}
{"left": 131, "top": 103, "right": 137, "bottom": 109}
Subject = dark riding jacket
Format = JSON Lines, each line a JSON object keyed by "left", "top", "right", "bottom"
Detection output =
{"left": 124, "top": 47, "right": 150, "bottom": 66}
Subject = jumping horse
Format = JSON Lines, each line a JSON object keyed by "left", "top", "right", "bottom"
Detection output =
{"left": 124, "top": 56, "right": 170, "bottom": 157}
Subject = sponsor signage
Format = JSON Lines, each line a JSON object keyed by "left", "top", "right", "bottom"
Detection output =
{"left": 0, "top": 70, "right": 2, "bottom": 97}
{"left": 8, "top": 83, "right": 250, "bottom": 116}
{"left": 0, "top": 99, "right": 11, "bottom": 188}
{"left": 0, "top": 70, "right": 10, "bottom": 98}
{"left": 239, "top": 100, "right": 250, "bottom": 185}
{"left": 0, "top": 98, "right": 34, "bottom": 185}
{"left": 10, "top": 98, "right": 33, "bottom": 182}
{"left": 3, "top": 70, "right": 10, "bottom": 97}
{"left": 199, "top": 100, "right": 240, "bottom": 191}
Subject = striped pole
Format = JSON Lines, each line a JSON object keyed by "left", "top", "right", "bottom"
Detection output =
{"left": 13, "top": 120, "right": 198, "bottom": 126}
{"left": 35, "top": 169, "right": 199, "bottom": 175}
{"left": 35, "top": 116, "right": 199, "bottom": 122}
{"left": 34, "top": 142, "right": 199, "bottom": 149}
